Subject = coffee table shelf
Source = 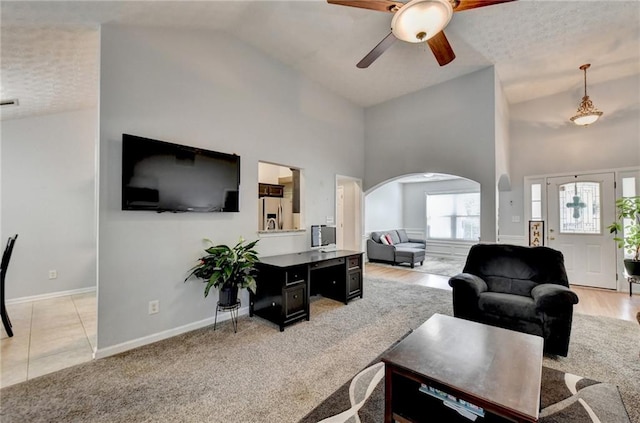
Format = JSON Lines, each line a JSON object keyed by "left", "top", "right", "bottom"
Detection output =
{"left": 382, "top": 314, "right": 543, "bottom": 423}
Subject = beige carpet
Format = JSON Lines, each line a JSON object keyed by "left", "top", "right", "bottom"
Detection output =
{"left": 1, "top": 277, "right": 638, "bottom": 423}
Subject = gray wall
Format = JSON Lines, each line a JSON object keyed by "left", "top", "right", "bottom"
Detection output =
{"left": 500, "top": 73, "right": 640, "bottom": 236}
{"left": 364, "top": 67, "right": 498, "bottom": 242}
{"left": 98, "top": 26, "right": 364, "bottom": 352}
{"left": 1, "top": 109, "right": 97, "bottom": 299}
{"left": 364, "top": 180, "right": 403, "bottom": 233}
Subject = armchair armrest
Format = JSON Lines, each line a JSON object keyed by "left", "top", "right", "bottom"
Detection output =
{"left": 448, "top": 273, "right": 488, "bottom": 297}
{"left": 531, "top": 284, "right": 579, "bottom": 310}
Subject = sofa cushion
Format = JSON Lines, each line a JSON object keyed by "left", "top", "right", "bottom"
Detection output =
{"left": 478, "top": 292, "right": 541, "bottom": 323}
{"left": 388, "top": 231, "right": 401, "bottom": 245}
{"left": 397, "top": 229, "right": 409, "bottom": 243}
{"left": 371, "top": 231, "right": 383, "bottom": 243}
{"left": 396, "top": 242, "right": 425, "bottom": 249}
{"left": 483, "top": 276, "right": 538, "bottom": 296}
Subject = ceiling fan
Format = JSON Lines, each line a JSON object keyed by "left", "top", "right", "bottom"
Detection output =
{"left": 328, "top": 0, "right": 515, "bottom": 67}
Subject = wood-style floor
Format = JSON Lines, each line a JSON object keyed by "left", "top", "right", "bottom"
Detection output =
{"left": 365, "top": 262, "right": 640, "bottom": 323}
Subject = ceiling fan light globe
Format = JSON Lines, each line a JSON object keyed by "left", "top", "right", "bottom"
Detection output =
{"left": 391, "top": 0, "right": 453, "bottom": 43}
{"left": 570, "top": 112, "right": 602, "bottom": 126}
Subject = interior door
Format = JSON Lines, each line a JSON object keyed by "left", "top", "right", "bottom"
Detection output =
{"left": 547, "top": 173, "right": 616, "bottom": 289}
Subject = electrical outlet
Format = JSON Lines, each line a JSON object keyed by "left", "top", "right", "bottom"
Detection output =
{"left": 148, "top": 300, "right": 159, "bottom": 315}
{"left": 48, "top": 270, "right": 57, "bottom": 279}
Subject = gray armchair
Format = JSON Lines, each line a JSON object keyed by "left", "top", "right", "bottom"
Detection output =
{"left": 449, "top": 244, "right": 579, "bottom": 356}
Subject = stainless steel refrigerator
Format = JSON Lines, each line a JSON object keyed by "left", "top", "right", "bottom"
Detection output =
{"left": 258, "top": 197, "right": 292, "bottom": 230}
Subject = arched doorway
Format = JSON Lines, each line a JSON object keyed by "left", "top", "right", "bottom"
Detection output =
{"left": 365, "top": 172, "right": 480, "bottom": 259}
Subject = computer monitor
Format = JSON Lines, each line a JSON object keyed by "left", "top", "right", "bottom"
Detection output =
{"left": 311, "top": 225, "right": 336, "bottom": 250}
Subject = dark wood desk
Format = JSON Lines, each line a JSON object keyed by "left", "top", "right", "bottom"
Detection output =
{"left": 382, "top": 314, "right": 543, "bottom": 423}
{"left": 250, "top": 250, "right": 363, "bottom": 331}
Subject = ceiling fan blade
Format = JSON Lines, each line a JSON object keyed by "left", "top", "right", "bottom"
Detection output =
{"left": 357, "top": 32, "right": 397, "bottom": 68}
{"left": 427, "top": 31, "right": 456, "bottom": 66}
{"left": 327, "top": 0, "right": 403, "bottom": 13}
{"left": 452, "top": 0, "right": 516, "bottom": 12}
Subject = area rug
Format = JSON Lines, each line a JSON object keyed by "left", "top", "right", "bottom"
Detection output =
{"left": 300, "top": 359, "right": 630, "bottom": 423}
{"left": 373, "top": 255, "right": 466, "bottom": 277}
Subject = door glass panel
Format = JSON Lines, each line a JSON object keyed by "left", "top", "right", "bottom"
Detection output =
{"left": 558, "top": 182, "right": 601, "bottom": 234}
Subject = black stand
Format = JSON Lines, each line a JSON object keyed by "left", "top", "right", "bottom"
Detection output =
{"left": 214, "top": 300, "right": 240, "bottom": 333}
{"left": 626, "top": 273, "right": 640, "bottom": 297}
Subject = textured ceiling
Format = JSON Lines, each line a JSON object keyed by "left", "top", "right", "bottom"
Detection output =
{"left": 1, "top": 0, "right": 639, "bottom": 120}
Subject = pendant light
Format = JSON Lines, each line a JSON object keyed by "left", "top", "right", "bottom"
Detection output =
{"left": 570, "top": 64, "right": 603, "bottom": 126}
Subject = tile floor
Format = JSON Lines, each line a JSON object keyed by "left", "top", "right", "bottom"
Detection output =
{"left": 0, "top": 292, "right": 96, "bottom": 388}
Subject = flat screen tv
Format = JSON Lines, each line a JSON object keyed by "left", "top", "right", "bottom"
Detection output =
{"left": 122, "top": 134, "right": 240, "bottom": 212}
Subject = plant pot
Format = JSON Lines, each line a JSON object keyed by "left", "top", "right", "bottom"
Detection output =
{"left": 623, "top": 259, "right": 640, "bottom": 277}
{"left": 218, "top": 285, "right": 239, "bottom": 307}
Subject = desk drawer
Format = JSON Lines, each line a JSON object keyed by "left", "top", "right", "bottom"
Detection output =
{"left": 348, "top": 271, "right": 361, "bottom": 296}
{"left": 310, "top": 257, "right": 345, "bottom": 270}
{"left": 348, "top": 256, "right": 361, "bottom": 269}
{"left": 286, "top": 266, "right": 307, "bottom": 286}
{"left": 284, "top": 284, "right": 307, "bottom": 319}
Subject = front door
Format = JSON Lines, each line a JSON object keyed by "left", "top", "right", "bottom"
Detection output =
{"left": 547, "top": 173, "right": 616, "bottom": 289}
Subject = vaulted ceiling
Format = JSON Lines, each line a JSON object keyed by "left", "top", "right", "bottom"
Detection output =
{"left": 1, "top": 0, "right": 639, "bottom": 120}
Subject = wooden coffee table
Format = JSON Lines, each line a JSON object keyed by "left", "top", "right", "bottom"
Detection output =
{"left": 382, "top": 314, "right": 543, "bottom": 423}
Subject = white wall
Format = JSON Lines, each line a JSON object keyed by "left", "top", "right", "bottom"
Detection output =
{"left": 501, "top": 73, "right": 640, "bottom": 237}
{"left": 1, "top": 109, "right": 97, "bottom": 299}
{"left": 364, "top": 67, "right": 498, "bottom": 242}
{"left": 98, "top": 26, "right": 364, "bottom": 352}
{"left": 365, "top": 180, "right": 403, "bottom": 233}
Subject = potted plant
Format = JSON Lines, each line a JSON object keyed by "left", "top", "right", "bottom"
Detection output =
{"left": 607, "top": 196, "right": 640, "bottom": 277}
{"left": 185, "top": 238, "right": 260, "bottom": 306}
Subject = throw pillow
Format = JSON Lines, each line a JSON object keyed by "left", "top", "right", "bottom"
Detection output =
{"left": 380, "top": 234, "right": 390, "bottom": 245}
{"left": 385, "top": 234, "right": 394, "bottom": 245}
{"left": 397, "top": 229, "right": 409, "bottom": 243}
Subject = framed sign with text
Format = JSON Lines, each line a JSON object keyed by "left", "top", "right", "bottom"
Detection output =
{"left": 529, "top": 220, "right": 544, "bottom": 246}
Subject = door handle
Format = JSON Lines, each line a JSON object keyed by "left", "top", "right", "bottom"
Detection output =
{"left": 550, "top": 237, "right": 555, "bottom": 240}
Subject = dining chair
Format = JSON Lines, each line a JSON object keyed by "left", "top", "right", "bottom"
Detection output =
{"left": 1, "top": 234, "right": 18, "bottom": 337}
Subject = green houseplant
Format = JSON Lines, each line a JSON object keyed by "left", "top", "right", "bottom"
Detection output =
{"left": 185, "top": 238, "right": 260, "bottom": 306}
{"left": 607, "top": 196, "right": 640, "bottom": 277}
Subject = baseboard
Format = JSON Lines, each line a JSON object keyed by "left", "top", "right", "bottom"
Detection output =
{"left": 6, "top": 286, "right": 96, "bottom": 305}
{"left": 93, "top": 305, "right": 250, "bottom": 359}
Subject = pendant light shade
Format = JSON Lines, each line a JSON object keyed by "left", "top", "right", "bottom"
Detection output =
{"left": 570, "top": 64, "right": 603, "bottom": 126}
